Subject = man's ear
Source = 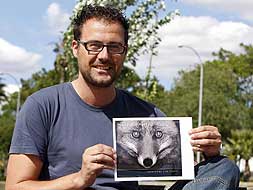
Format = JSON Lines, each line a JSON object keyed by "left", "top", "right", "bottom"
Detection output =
{"left": 72, "top": 40, "right": 79, "bottom": 58}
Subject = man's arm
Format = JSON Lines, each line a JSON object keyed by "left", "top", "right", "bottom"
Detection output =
{"left": 6, "top": 144, "right": 116, "bottom": 190}
{"left": 5, "top": 154, "right": 85, "bottom": 190}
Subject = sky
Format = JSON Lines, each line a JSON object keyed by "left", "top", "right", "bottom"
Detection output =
{"left": 1, "top": 0, "right": 253, "bottom": 94}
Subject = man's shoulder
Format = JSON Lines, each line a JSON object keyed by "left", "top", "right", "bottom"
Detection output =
{"left": 25, "top": 82, "right": 72, "bottom": 108}
{"left": 31, "top": 82, "right": 70, "bottom": 99}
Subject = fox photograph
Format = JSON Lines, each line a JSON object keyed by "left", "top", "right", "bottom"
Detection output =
{"left": 113, "top": 117, "right": 194, "bottom": 181}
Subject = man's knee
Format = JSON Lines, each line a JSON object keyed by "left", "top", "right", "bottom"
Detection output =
{"left": 169, "top": 156, "right": 240, "bottom": 190}
{"left": 193, "top": 155, "right": 240, "bottom": 190}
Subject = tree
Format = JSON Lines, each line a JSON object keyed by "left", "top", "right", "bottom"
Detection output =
{"left": 166, "top": 62, "right": 240, "bottom": 137}
{"left": 0, "top": 113, "right": 15, "bottom": 180}
{"left": 224, "top": 129, "right": 253, "bottom": 181}
{"left": 0, "top": 78, "right": 7, "bottom": 104}
{"left": 165, "top": 44, "right": 253, "bottom": 139}
{"left": 20, "top": 68, "right": 61, "bottom": 100}
{"left": 215, "top": 44, "right": 253, "bottom": 130}
{"left": 0, "top": 78, "right": 13, "bottom": 180}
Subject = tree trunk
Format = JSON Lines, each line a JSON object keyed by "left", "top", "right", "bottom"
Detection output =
{"left": 243, "top": 159, "right": 251, "bottom": 181}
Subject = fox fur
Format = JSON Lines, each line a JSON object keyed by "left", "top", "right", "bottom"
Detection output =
{"left": 116, "top": 120, "right": 181, "bottom": 170}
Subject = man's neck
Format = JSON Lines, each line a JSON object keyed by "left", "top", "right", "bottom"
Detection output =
{"left": 71, "top": 77, "right": 116, "bottom": 108}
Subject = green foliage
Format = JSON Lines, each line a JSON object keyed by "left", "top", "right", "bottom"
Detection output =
{"left": 0, "top": 102, "right": 15, "bottom": 180}
{"left": 0, "top": 115, "right": 15, "bottom": 154}
{"left": 166, "top": 44, "right": 253, "bottom": 181}
{"left": 224, "top": 129, "right": 253, "bottom": 181}
{"left": 214, "top": 44, "right": 253, "bottom": 130}
{"left": 0, "top": 78, "right": 7, "bottom": 104}
{"left": 116, "top": 66, "right": 141, "bottom": 90}
{"left": 166, "top": 44, "right": 253, "bottom": 139}
{"left": 224, "top": 129, "right": 253, "bottom": 162}
{"left": 20, "top": 68, "right": 61, "bottom": 100}
{"left": 134, "top": 76, "right": 171, "bottom": 114}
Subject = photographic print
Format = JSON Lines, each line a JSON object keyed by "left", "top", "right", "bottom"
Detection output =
{"left": 113, "top": 117, "right": 194, "bottom": 181}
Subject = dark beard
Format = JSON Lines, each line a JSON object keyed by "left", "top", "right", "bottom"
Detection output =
{"left": 80, "top": 70, "right": 117, "bottom": 88}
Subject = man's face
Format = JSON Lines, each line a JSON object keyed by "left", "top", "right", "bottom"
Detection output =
{"left": 72, "top": 18, "right": 127, "bottom": 88}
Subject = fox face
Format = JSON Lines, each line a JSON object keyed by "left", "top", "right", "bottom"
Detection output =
{"left": 116, "top": 120, "right": 181, "bottom": 169}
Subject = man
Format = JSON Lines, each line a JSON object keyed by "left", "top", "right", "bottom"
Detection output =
{"left": 6, "top": 5, "right": 239, "bottom": 190}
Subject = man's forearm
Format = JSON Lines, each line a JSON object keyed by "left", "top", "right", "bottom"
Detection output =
{"left": 6, "top": 172, "right": 86, "bottom": 190}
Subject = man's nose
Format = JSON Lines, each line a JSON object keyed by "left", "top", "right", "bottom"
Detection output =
{"left": 97, "top": 46, "right": 110, "bottom": 61}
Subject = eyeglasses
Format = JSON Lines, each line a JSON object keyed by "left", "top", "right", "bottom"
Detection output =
{"left": 77, "top": 40, "right": 126, "bottom": 54}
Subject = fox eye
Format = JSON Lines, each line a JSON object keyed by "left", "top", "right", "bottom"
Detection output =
{"left": 155, "top": 131, "right": 163, "bottom": 138}
{"left": 132, "top": 130, "right": 140, "bottom": 138}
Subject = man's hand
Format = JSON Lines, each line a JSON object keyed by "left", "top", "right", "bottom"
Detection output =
{"left": 189, "top": 125, "right": 222, "bottom": 158}
{"left": 76, "top": 144, "right": 116, "bottom": 189}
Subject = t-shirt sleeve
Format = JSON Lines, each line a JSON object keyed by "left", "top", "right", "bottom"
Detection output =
{"left": 9, "top": 96, "right": 48, "bottom": 161}
{"left": 154, "top": 107, "right": 166, "bottom": 117}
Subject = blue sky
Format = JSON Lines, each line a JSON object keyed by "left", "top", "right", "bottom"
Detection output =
{"left": 1, "top": 0, "right": 253, "bottom": 93}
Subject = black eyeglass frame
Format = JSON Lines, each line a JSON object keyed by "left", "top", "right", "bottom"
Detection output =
{"left": 77, "top": 39, "right": 127, "bottom": 55}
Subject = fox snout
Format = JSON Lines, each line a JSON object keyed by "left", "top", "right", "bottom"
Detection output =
{"left": 119, "top": 140, "right": 158, "bottom": 168}
{"left": 138, "top": 156, "right": 157, "bottom": 168}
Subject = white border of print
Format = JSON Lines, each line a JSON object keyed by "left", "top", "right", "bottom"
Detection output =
{"left": 113, "top": 117, "right": 194, "bottom": 181}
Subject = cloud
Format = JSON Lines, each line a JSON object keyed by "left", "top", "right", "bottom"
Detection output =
{"left": 133, "top": 16, "right": 253, "bottom": 89}
{"left": 3, "top": 84, "right": 19, "bottom": 94}
{"left": 0, "top": 85, "right": 19, "bottom": 108}
{"left": 183, "top": 0, "right": 253, "bottom": 22}
{"left": 0, "top": 38, "right": 41, "bottom": 74}
{"left": 44, "top": 3, "right": 70, "bottom": 35}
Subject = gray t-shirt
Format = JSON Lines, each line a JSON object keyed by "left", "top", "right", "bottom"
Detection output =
{"left": 10, "top": 82, "right": 165, "bottom": 189}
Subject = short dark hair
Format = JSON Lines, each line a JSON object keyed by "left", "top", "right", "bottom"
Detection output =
{"left": 72, "top": 5, "right": 129, "bottom": 44}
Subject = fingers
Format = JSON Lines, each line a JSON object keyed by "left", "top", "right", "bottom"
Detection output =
{"left": 189, "top": 125, "right": 221, "bottom": 141}
{"left": 189, "top": 125, "right": 222, "bottom": 157}
{"left": 189, "top": 125, "right": 219, "bottom": 135}
{"left": 88, "top": 144, "right": 116, "bottom": 164}
{"left": 192, "top": 145, "right": 219, "bottom": 152}
{"left": 92, "top": 153, "right": 116, "bottom": 169}
{"left": 83, "top": 144, "right": 116, "bottom": 169}
{"left": 86, "top": 144, "right": 116, "bottom": 156}
{"left": 190, "top": 138, "right": 221, "bottom": 147}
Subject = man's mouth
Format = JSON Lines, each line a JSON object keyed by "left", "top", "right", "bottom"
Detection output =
{"left": 92, "top": 65, "right": 112, "bottom": 71}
